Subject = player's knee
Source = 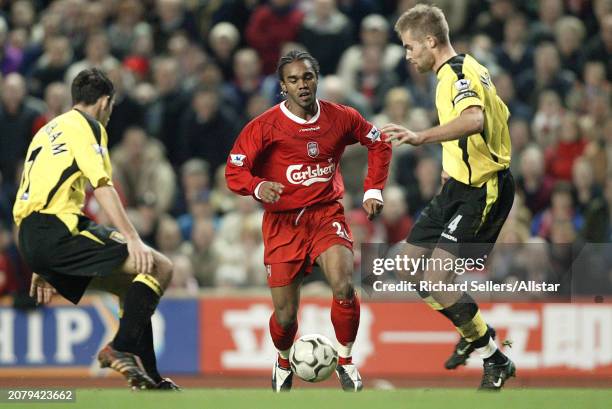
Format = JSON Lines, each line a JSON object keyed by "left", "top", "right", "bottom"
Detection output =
{"left": 152, "top": 253, "right": 173, "bottom": 291}
{"left": 275, "top": 305, "right": 298, "bottom": 328}
{"left": 331, "top": 279, "right": 354, "bottom": 300}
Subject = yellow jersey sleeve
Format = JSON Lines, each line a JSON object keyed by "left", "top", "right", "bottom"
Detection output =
{"left": 448, "top": 71, "right": 484, "bottom": 115}
{"left": 69, "top": 120, "right": 113, "bottom": 188}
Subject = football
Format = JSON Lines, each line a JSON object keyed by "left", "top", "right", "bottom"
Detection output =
{"left": 289, "top": 334, "right": 338, "bottom": 382}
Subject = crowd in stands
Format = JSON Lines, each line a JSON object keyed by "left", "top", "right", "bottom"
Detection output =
{"left": 0, "top": 0, "right": 610, "bottom": 298}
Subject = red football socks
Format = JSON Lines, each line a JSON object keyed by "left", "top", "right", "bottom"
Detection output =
{"left": 331, "top": 294, "right": 360, "bottom": 346}
{"left": 269, "top": 312, "right": 298, "bottom": 352}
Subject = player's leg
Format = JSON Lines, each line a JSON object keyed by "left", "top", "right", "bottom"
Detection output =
{"left": 89, "top": 270, "right": 178, "bottom": 390}
{"left": 424, "top": 171, "right": 516, "bottom": 389}
{"left": 269, "top": 267, "right": 303, "bottom": 392}
{"left": 316, "top": 244, "right": 363, "bottom": 392}
{"left": 97, "top": 249, "right": 175, "bottom": 387}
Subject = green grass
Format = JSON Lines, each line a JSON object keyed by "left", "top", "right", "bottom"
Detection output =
{"left": 9, "top": 389, "right": 612, "bottom": 409}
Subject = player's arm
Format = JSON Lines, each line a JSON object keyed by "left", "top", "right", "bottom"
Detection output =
{"left": 71, "top": 128, "right": 153, "bottom": 275}
{"left": 93, "top": 184, "right": 154, "bottom": 275}
{"left": 225, "top": 121, "right": 284, "bottom": 203}
{"left": 383, "top": 106, "right": 484, "bottom": 146}
{"left": 384, "top": 71, "right": 485, "bottom": 146}
{"left": 349, "top": 107, "right": 393, "bottom": 220}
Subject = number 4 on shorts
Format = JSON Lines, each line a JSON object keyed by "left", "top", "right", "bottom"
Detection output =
{"left": 447, "top": 214, "right": 463, "bottom": 234}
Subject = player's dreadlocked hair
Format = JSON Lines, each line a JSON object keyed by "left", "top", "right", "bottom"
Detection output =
{"left": 276, "top": 50, "right": 321, "bottom": 81}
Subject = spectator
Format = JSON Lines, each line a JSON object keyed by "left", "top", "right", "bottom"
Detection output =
{"left": 508, "top": 118, "right": 531, "bottom": 175}
{"left": 493, "top": 72, "right": 532, "bottom": 121}
{"left": 208, "top": 22, "right": 241, "bottom": 81}
{"left": 354, "top": 45, "right": 399, "bottom": 113}
{"left": 155, "top": 217, "right": 198, "bottom": 294}
{"left": 319, "top": 74, "right": 371, "bottom": 118}
{"left": 64, "top": 31, "right": 119, "bottom": 86}
{"left": 554, "top": 16, "right": 586, "bottom": 77}
{"left": 0, "top": 73, "right": 41, "bottom": 187}
{"left": 209, "top": 164, "right": 237, "bottom": 216}
{"left": 173, "top": 158, "right": 211, "bottom": 218}
{"left": 516, "top": 145, "right": 554, "bottom": 216}
{"left": 337, "top": 14, "right": 404, "bottom": 92}
{"left": 372, "top": 87, "right": 428, "bottom": 135}
{"left": 146, "top": 56, "right": 191, "bottom": 165}
{"left": 582, "top": 174, "right": 612, "bottom": 242}
{"left": 396, "top": 62, "right": 437, "bottom": 113}
{"left": 225, "top": 48, "right": 267, "bottom": 112}
{"left": 104, "top": 61, "right": 144, "bottom": 148}
{"left": 516, "top": 42, "right": 575, "bottom": 107}
{"left": 107, "top": 0, "right": 146, "bottom": 59}
{"left": 531, "top": 90, "right": 564, "bottom": 149}
{"left": 31, "top": 82, "right": 70, "bottom": 134}
{"left": 28, "top": 36, "right": 72, "bottom": 98}
{"left": 178, "top": 87, "right": 240, "bottom": 173}
{"left": 245, "top": 0, "right": 304, "bottom": 75}
{"left": 581, "top": 13, "right": 612, "bottom": 81}
{"left": 213, "top": 195, "right": 264, "bottom": 287}
{"left": 531, "top": 181, "right": 583, "bottom": 240}
{"left": 529, "top": 0, "right": 565, "bottom": 45}
{"left": 572, "top": 156, "right": 600, "bottom": 215}
{"left": 493, "top": 13, "right": 534, "bottom": 78}
{"left": 544, "top": 112, "right": 586, "bottom": 181}
{"left": 475, "top": 0, "right": 516, "bottom": 43}
{"left": 406, "top": 155, "right": 441, "bottom": 218}
{"left": 381, "top": 185, "right": 412, "bottom": 243}
{"left": 298, "top": 0, "right": 354, "bottom": 75}
{"left": 111, "top": 127, "right": 177, "bottom": 214}
{"left": 0, "top": 223, "right": 19, "bottom": 296}
{"left": 245, "top": 92, "right": 273, "bottom": 122}
{"left": 186, "top": 218, "right": 218, "bottom": 287}
{"left": 152, "top": 0, "right": 199, "bottom": 53}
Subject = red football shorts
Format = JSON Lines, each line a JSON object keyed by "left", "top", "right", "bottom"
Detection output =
{"left": 262, "top": 201, "right": 353, "bottom": 287}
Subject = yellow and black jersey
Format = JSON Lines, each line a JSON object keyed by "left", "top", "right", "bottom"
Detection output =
{"left": 436, "top": 54, "right": 511, "bottom": 187}
{"left": 13, "top": 109, "right": 113, "bottom": 232}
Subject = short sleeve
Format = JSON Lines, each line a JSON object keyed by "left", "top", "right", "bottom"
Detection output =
{"left": 450, "top": 72, "right": 484, "bottom": 114}
{"left": 70, "top": 122, "right": 113, "bottom": 188}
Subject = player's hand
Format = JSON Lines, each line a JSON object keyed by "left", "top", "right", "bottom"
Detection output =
{"left": 382, "top": 123, "right": 425, "bottom": 146}
{"left": 127, "top": 238, "right": 155, "bottom": 275}
{"left": 363, "top": 198, "right": 383, "bottom": 220}
{"left": 29, "top": 273, "right": 57, "bottom": 305}
{"left": 258, "top": 182, "right": 285, "bottom": 204}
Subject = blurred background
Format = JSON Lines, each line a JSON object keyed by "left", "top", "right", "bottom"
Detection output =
{"left": 0, "top": 0, "right": 610, "bottom": 388}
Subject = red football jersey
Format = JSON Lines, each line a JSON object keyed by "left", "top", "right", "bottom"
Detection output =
{"left": 225, "top": 99, "right": 392, "bottom": 212}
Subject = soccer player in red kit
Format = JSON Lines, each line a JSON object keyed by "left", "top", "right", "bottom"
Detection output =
{"left": 226, "top": 50, "right": 391, "bottom": 392}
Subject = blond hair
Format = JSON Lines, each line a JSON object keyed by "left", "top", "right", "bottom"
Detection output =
{"left": 394, "top": 4, "right": 449, "bottom": 45}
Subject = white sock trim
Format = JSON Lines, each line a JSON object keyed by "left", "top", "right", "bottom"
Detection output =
{"left": 337, "top": 342, "right": 353, "bottom": 358}
{"left": 476, "top": 337, "right": 498, "bottom": 359}
{"left": 278, "top": 348, "right": 290, "bottom": 359}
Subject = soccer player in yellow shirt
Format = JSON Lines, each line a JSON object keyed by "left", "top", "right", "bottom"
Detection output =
{"left": 14, "top": 68, "right": 178, "bottom": 390}
{"left": 383, "top": 5, "right": 516, "bottom": 390}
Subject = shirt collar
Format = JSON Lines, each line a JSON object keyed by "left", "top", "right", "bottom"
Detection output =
{"left": 280, "top": 99, "right": 321, "bottom": 124}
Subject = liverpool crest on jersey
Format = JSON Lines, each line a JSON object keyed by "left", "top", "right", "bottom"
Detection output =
{"left": 307, "top": 141, "right": 319, "bottom": 158}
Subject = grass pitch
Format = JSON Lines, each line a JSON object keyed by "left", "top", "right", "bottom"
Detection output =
{"left": 8, "top": 389, "right": 612, "bottom": 409}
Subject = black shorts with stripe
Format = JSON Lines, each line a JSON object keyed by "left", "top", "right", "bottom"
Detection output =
{"left": 407, "top": 169, "right": 515, "bottom": 258}
{"left": 18, "top": 212, "right": 129, "bottom": 304}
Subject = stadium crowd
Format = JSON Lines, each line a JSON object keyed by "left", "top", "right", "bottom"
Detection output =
{"left": 0, "top": 0, "right": 611, "bottom": 298}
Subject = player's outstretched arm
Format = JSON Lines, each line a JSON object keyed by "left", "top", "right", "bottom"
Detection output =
{"left": 93, "top": 184, "right": 154, "bottom": 275}
{"left": 383, "top": 106, "right": 484, "bottom": 146}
